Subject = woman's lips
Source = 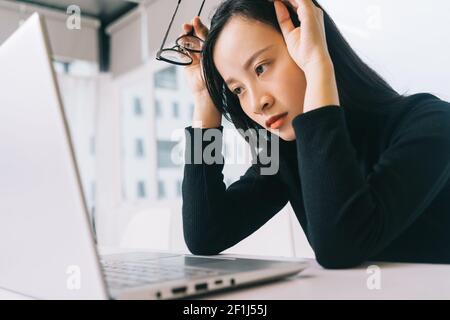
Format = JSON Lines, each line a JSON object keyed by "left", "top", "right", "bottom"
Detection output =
{"left": 268, "top": 112, "right": 288, "bottom": 129}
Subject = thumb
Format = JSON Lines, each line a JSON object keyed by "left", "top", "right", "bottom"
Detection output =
{"left": 274, "top": 1, "right": 295, "bottom": 40}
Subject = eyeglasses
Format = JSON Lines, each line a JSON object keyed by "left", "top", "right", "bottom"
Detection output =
{"left": 155, "top": 0, "right": 206, "bottom": 66}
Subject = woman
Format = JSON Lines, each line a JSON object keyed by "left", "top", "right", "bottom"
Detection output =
{"left": 180, "top": 0, "right": 450, "bottom": 269}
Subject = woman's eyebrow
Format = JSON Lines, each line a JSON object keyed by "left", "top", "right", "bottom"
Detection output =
{"left": 225, "top": 44, "right": 275, "bottom": 85}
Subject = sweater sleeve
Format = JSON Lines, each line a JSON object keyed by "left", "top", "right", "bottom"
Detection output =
{"left": 182, "top": 125, "right": 289, "bottom": 255}
{"left": 292, "top": 103, "right": 450, "bottom": 269}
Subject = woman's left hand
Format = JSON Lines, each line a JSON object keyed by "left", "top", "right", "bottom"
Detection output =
{"left": 274, "top": 0, "right": 331, "bottom": 74}
{"left": 274, "top": 0, "right": 340, "bottom": 112}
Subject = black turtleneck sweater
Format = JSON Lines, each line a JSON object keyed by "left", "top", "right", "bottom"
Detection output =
{"left": 182, "top": 93, "right": 450, "bottom": 269}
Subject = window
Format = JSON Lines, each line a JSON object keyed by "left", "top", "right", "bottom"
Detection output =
{"left": 157, "top": 140, "right": 179, "bottom": 168}
{"left": 135, "top": 138, "right": 145, "bottom": 158}
{"left": 53, "top": 61, "right": 67, "bottom": 74}
{"left": 120, "top": 84, "right": 152, "bottom": 202}
{"left": 158, "top": 180, "right": 166, "bottom": 199}
{"left": 154, "top": 66, "right": 178, "bottom": 90}
{"left": 137, "top": 181, "right": 147, "bottom": 198}
{"left": 176, "top": 179, "right": 182, "bottom": 197}
{"left": 155, "top": 99, "right": 162, "bottom": 118}
{"left": 63, "top": 62, "right": 71, "bottom": 74}
{"left": 134, "top": 97, "right": 143, "bottom": 116}
{"left": 54, "top": 60, "right": 98, "bottom": 225}
{"left": 53, "top": 59, "right": 98, "bottom": 77}
{"left": 172, "top": 102, "right": 179, "bottom": 118}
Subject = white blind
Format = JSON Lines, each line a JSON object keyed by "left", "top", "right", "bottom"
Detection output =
{"left": 108, "top": 11, "right": 143, "bottom": 77}
{"left": 0, "top": 0, "right": 99, "bottom": 63}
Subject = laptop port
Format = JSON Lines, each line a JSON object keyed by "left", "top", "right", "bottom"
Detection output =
{"left": 172, "top": 286, "right": 187, "bottom": 294}
{"left": 230, "top": 278, "right": 236, "bottom": 286}
{"left": 195, "top": 282, "right": 208, "bottom": 291}
{"left": 214, "top": 279, "right": 223, "bottom": 285}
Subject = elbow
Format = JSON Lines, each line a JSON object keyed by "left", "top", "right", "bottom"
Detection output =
{"left": 186, "top": 242, "right": 222, "bottom": 256}
{"left": 182, "top": 214, "right": 223, "bottom": 256}
{"left": 315, "top": 252, "right": 365, "bottom": 270}
{"left": 184, "top": 233, "right": 224, "bottom": 256}
{"left": 313, "top": 238, "right": 367, "bottom": 270}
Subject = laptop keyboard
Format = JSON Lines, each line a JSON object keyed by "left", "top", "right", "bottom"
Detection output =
{"left": 101, "top": 258, "right": 222, "bottom": 290}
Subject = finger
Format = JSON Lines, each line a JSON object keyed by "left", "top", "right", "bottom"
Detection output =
{"left": 279, "top": 0, "right": 315, "bottom": 23}
{"left": 296, "top": 0, "right": 318, "bottom": 22}
{"left": 193, "top": 16, "right": 209, "bottom": 39}
{"left": 281, "top": 0, "right": 298, "bottom": 10}
{"left": 274, "top": 0, "right": 295, "bottom": 38}
{"left": 269, "top": 0, "right": 297, "bottom": 10}
{"left": 295, "top": 0, "right": 314, "bottom": 11}
{"left": 182, "top": 23, "right": 192, "bottom": 33}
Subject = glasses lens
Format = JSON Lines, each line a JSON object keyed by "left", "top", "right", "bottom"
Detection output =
{"left": 177, "top": 35, "right": 203, "bottom": 52}
{"left": 159, "top": 48, "right": 192, "bottom": 64}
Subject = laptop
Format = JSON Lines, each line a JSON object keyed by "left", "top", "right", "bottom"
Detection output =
{"left": 0, "top": 13, "right": 308, "bottom": 300}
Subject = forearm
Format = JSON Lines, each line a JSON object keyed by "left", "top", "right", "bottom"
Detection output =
{"left": 182, "top": 124, "right": 289, "bottom": 255}
{"left": 303, "top": 61, "right": 340, "bottom": 113}
{"left": 292, "top": 106, "right": 372, "bottom": 268}
{"left": 182, "top": 160, "right": 289, "bottom": 255}
{"left": 192, "top": 91, "right": 222, "bottom": 128}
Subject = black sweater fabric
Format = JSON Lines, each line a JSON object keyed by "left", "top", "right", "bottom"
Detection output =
{"left": 182, "top": 93, "right": 450, "bottom": 269}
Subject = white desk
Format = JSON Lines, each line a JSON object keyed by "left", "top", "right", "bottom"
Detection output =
{"left": 203, "top": 258, "right": 450, "bottom": 300}
{"left": 1, "top": 250, "right": 450, "bottom": 300}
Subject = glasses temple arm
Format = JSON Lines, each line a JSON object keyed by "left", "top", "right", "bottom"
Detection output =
{"left": 197, "top": 0, "right": 206, "bottom": 17}
{"left": 159, "top": 0, "right": 182, "bottom": 51}
{"left": 188, "top": 0, "right": 206, "bottom": 37}
{"left": 187, "top": 0, "right": 206, "bottom": 37}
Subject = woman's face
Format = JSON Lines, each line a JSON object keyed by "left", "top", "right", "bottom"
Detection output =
{"left": 213, "top": 15, "right": 306, "bottom": 141}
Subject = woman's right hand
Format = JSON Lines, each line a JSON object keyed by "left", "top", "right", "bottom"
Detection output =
{"left": 180, "top": 16, "right": 209, "bottom": 96}
{"left": 181, "top": 17, "right": 222, "bottom": 128}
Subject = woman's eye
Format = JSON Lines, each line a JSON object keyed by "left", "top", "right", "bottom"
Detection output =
{"left": 232, "top": 87, "right": 242, "bottom": 95}
{"left": 231, "top": 63, "right": 269, "bottom": 96}
{"left": 255, "top": 63, "right": 268, "bottom": 76}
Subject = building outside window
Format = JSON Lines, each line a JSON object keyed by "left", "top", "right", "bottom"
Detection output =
{"left": 135, "top": 138, "right": 145, "bottom": 157}
{"left": 134, "top": 97, "right": 143, "bottom": 116}
{"left": 137, "top": 180, "right": 147, "bottom": 199}
{"left": 158, "top": 180, "right": 166, "bottom": 199}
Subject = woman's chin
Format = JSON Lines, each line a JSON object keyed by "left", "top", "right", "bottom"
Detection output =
{"left": 271, "top": 126, "right": 296, "bottom": 141}
{"left": 282, "top": 131, "right": 296, "bottom": 141}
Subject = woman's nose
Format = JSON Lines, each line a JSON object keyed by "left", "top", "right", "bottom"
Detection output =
{"left": 253, "top": 94, "right": 274, "bottom": 115}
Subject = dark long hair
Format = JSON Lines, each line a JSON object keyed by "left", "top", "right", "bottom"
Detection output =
{"left": 201, "top": 0, "right": 406, "bottom": 147}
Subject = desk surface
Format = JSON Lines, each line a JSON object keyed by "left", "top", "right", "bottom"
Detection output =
{"left": 204, "top": 258, "right": 450, "bottom": 300}
{"left": 1, "top": 249, "right": 450, "bottom": 300}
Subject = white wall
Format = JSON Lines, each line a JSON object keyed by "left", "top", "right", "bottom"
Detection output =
{"left": 320, "top": 0, "right": 450, "bottom": 100}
